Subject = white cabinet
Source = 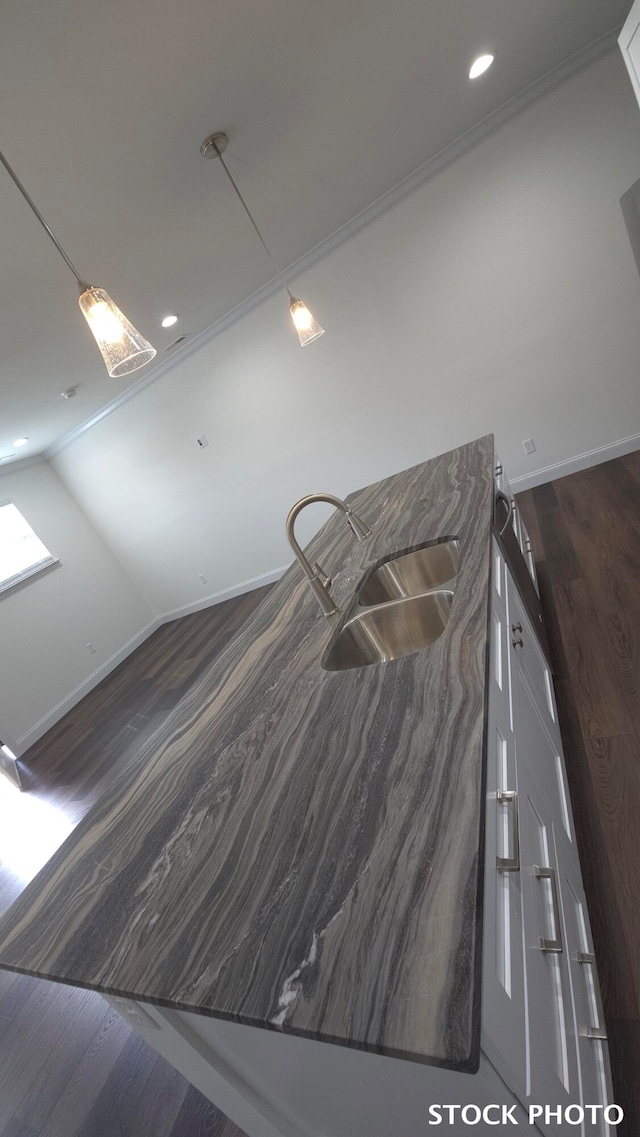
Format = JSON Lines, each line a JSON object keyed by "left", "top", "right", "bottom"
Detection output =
{"left": 510, "top": 599, "right": 573, "bottom": 847}
{"left": 620, "top": 0, "right": 640, "bottom": 111}
{"left": 482, "top": 538, "right": 529, "bottom": 1104}
{"left": 509, "top": 582, "right": 559, "bottom": 745}
{"left": 484, "top": 540, "right": 614, "bottom": 1136}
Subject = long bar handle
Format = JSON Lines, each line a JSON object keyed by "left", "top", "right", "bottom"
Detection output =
{"left": 496, "top": 790, "right": 520, "bottom": 873}
{"left": 577, "top": 952, "right": 608, "bottom": 1040}
{"left": 534, "top": 865, "right": 563, "bottom": 953}
{"left": 495, "top": 489, "right": 514, "bottom": 536}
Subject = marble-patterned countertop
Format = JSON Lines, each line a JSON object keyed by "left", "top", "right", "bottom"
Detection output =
{"left": 0, "top": 435, "right": 495, "bottom": 1070}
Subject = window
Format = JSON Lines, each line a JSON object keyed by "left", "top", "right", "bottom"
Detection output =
{"left": 0, "top": 501, "right": 57, "bottom": 594}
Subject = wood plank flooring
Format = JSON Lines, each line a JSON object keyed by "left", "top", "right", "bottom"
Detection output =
{"left": 1, "top": 454, "right": 639, "bottom": 1134}
{"left": 0, "top": 588, "right": 270, "bottom": 1137}
{"left": 517, "top": 452, "right": 640, "bottom": 1135}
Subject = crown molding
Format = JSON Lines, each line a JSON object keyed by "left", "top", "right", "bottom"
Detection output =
{"left": 45, "top": 28, "right": 622, "bottom": 461}
{"left": 0, "top": 454, "right": 46, "bottom": 478}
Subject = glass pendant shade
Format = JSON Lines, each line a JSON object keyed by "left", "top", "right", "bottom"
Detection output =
{"left": 78, "top": 286, "right": 157, "bottom": 378}
{"left": 289, "top": 296, "right": 324, "bottom": 347}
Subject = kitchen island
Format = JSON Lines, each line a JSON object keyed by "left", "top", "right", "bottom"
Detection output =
{"left": 0, "top": 433, "right": 617, "bottom": 1136}
{"left": 0, "top": 435, "right": 494, "bottom": 1080}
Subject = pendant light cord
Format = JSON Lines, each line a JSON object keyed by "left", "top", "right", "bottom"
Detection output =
{"left": 211, "top": 140, "right": 294, "bottom": 301}
{"left": 0, "top": 149, "right": 86, "bottom": 287}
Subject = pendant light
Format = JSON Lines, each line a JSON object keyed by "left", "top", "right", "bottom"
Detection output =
{"left": 200, "top": 132, "right": 324, "bottom": 347}
{"left": 0, "top": 150, "right": 156, "bottom": 378}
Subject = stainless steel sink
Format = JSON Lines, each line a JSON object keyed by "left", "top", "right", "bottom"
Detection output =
{"left": 322, "top": 590, "right": 453, "bottom": 672}
{"left": 356, "top": 539, "right": 460, "bottom": 607}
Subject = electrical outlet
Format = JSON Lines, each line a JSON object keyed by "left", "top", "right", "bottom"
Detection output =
{"left": 198, "top": 574, "right": 208, "bottom": 585}
{"left": 522, "top": 438, "right": 536, "bottom": 455}
{"left": 196, "top": 435, "right": 208, "bottom": 449}
{"left": 85, "top": 642, "right": 96, "bottom": 654}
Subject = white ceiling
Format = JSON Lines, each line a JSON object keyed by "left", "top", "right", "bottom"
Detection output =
{"left": 0, "top": 0, "right": 632, "bottom": 463}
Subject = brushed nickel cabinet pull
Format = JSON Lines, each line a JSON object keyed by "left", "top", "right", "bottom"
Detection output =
{"left": 495, "top": 489, "right": 513, "bottom": 536}
{"left": 577, "top": 952, "right": 608, "bottom": 1040}
{"left": 534, "top": 865, "right": 563, "bottom": 953}
{"left": 496, "top": 790, "right": 520, "bottom": 873}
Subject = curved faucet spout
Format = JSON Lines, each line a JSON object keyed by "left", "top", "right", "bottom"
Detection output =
{"left": 285, "top": 493, "right": 371, "bottom": 617}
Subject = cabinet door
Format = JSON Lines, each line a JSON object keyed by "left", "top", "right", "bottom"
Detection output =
{"left": 518, "top": 759, "right": 582, "bottom": 1134}
{"left": 491, "top": 538, "right": 514, "bottom": 730}
{"left": 482, "top": 648, "right": 528, "bottom": 1102}
{"left": 513, "top": 649, "right": 575, "bottom": 850}
{"left": 553, "top": 825, "right": 614, "bottom": 1136}
{"left": 508, "top": 577, "right": 562, "bottom": 748}
{"left": 509, "top": 573, "right": 577, "bottom": 855}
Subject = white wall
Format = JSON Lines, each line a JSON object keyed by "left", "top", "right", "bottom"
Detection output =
{"left": 0, "top": 461, "right": 153, "bottom": 752}
{"left": 50, "top": 51, "right": 640, "bottom": 616}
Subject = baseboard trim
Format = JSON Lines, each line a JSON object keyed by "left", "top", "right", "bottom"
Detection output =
{"left": 157, "top": 564, "right": 289, "bottom": 623}
{"left": 15, "top": 618, "right": 162, "bottom": 753}
{"left": 14, "top": 564, "right": 290, "bottom": 755}
{"left": 510, "top": 431, "right": 640, "bottom": 492}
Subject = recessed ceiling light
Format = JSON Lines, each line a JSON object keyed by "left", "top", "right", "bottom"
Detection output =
{"left": 12, "top": 437, "right": 28, "bottom": 447}
{"left": 161, "top": 314, "right": 178, "bottom": 328}
{"left": 469, "top": 54, "right": 494, "bottom": 80}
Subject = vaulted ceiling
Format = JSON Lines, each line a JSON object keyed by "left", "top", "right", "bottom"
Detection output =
{"left": 0, "top": 0, "right": 631, "bottom": 461}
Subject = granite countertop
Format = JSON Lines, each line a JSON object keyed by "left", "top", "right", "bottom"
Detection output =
{"left": 0, "top": 435, "right": 495, "bottom": 1071}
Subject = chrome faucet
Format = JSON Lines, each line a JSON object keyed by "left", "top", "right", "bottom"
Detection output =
{"left": 286, "top": 493, "right": 371, "bottom": 616}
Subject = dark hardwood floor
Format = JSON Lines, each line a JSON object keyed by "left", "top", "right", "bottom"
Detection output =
{"left": 1, "top": 454, "right": 639, "bottom": 1134}
{"left": 0, "top": 588, "right": 270, "bottom": 1137}
{"left": 517, "top": 451, "right": 640, "bottom": 1135}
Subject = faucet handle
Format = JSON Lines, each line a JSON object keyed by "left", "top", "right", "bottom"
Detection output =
{"left": 345, "top": 509, "right": 371, "bottom": 541}
{"left": 312, "top": 562, "right": 332, "bottom": 589}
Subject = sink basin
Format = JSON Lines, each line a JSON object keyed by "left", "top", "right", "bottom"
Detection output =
{"left": 357, "top": 539, "right": 461, "bottom": 607}
{"left": 322, "top": 590, "right": 453, "bottom": 672}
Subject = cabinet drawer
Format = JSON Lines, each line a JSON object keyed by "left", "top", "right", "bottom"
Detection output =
{"left": 554, "top": 826, "right": 614, "bottom": 1136}
{"left": 518, "top": 768, "right": 582, "bottom": 1133}
{"left": 482, "top": 679, "right": 528, "bottom": 1102}
{"left": 515, "top": 665, "right": 575, "bottom": 849}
